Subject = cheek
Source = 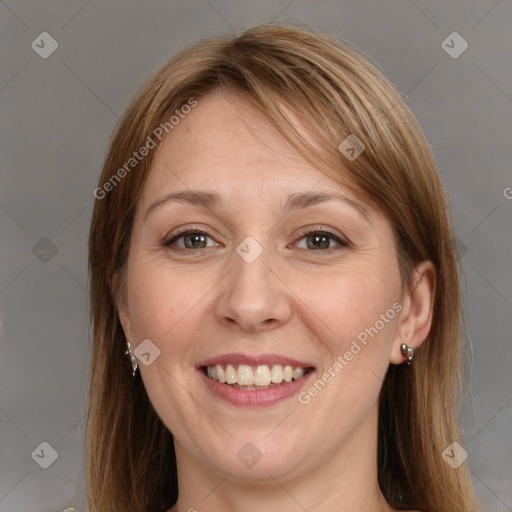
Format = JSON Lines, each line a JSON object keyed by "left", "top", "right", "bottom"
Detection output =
{"left": 124, "top": 259, "right": 215, "bottom": 351}
{"left": 293, "top": 271, "right": 401, "bottom": 425}
{"left": 126, "top": 267, "right": 173, "bottom": 339}
{"left": 291, "top": 265, "right": 400, "bottom": 358}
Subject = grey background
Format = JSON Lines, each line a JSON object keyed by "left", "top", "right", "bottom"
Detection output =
{"left": 0, "top": 1, "right": 511, "bottom": 511}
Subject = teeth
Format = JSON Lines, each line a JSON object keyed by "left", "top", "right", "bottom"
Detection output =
{"left": 292, "top": 367, "right": 304, "bottom": 379}
{"left": 270, "top": 364, "right": 283, "bottom": 383}
{"left": 205, "top": 363, "right": 309, "bottom": 387}
{"left": 216, "top": 364, "right": 226, "bottom": 383}
{"left": 253, "top": 365, "right": 271, "bottom": 386}
{"left": 237, "top": 364, "right": 254, "bottom": 386}
{"left": 225, "top": 364, "right": 237, "bottom": 384}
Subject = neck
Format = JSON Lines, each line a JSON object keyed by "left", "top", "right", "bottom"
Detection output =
{"left": 170, "top": 407, "right": 394, "bottom": 512}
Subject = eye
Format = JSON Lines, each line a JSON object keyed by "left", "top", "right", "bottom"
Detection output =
{"left": 163, "top": 227, "right": 348, "bottom": 251}
{"left": 164, "top": 229, "right": 218, "bottom": 250}
{"left": 294, "top": 230, "right": 349, "bottom": 251}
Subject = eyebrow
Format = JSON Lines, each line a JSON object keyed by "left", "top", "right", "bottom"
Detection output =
{"left": 284, "top": 191, "right": 370, "bottom": 221}
{"left": 144, "top": 190, "right": 220, "bottom": 220}
{"left": 144, "top": 189, "right": 370, "bottom": 221}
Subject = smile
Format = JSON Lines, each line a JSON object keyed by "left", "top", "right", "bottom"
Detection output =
{"left": 198, "top": 354, "right": 316, "bottom": 407}
{"left": 204, "top": 363, "right": 313, "bottom": 389}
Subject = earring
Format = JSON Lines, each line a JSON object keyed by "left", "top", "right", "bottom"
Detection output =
{"left": 125, "top": 341, "right": 138, "bottom": 376}
{"left": 400, "top": 343, "right": 414, "bottom": 365}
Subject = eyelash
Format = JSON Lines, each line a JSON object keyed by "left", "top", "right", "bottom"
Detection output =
{"left": 163, "top": 226, "right": 350, "bottom": 252}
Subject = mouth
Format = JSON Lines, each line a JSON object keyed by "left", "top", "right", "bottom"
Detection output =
{"left": 197, "top": 354, "right": 316, "bottom": 407}
{"left": 201, "top": 363, "right": 315, "bottom": 390}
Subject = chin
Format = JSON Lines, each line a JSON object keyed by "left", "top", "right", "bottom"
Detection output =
{"left": 199, "top": 432, "right": 311, "bottom": 483}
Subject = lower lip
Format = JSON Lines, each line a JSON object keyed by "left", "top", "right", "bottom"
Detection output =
{"left": 198, "top": 369, "right": 315, "bottom": 407}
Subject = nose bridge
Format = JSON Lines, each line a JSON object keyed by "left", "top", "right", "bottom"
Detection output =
{"left": 215, "top": 237, "right": 292, "bottom": 331}
{"left": 233, "top": 240, "right": 271, "bottom": 292}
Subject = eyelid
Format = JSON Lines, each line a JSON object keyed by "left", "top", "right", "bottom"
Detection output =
{"left": 291, "top": 226, "right": 350, "bottom": 249}
{"left": 163, "top": 225, "right": 219, "bottom": 248}
{"left": 163, "top": 225, "right": 350, "bottom": 250}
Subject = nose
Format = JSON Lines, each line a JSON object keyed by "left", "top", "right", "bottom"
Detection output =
{"left": 214, "top": 245, "right": 292, "bottom": 333}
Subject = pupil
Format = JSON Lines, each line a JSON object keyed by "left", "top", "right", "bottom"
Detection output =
{"left": 309, "top": 235, "right": 329, "bottom": 249}
{"left": 185, "top": 233, "right": 206, "bottom": 248}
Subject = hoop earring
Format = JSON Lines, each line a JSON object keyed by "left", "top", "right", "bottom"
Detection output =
{"left": 125, "top": 341, "right": 138, "bottom": 376}
{"left": 400, "top": 343, "right": 414, "bottom": 365}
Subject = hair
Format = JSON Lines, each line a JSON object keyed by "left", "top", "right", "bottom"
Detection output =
{"left": 87, "top": 22, "right": 478, "bottom": 512}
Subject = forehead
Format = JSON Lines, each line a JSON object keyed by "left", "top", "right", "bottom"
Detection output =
{"left": 140, "top": 90, "right": 359, "bottom": 207}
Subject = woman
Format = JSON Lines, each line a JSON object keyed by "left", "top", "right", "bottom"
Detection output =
{"left": 86, "top": 23, "right": 478, "bottom": 512}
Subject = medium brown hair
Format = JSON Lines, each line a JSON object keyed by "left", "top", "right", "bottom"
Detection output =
{"left": 87, "top": 23, "right": 478, "bottom": 511}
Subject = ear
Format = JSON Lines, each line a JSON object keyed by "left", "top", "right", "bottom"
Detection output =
{"left": 390, "top": 260, "right": 436, "bottom": 365}
{"left": 111, "top": 271, "right": 135, "bottom": 342}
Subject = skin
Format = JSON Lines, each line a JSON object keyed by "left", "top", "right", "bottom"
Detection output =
{"left": 118, "top": 89, "right": 433, "bottom": 512}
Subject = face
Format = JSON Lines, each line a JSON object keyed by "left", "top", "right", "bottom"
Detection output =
{"left": 118, "top": 90, "right": 408, "bottom": 483}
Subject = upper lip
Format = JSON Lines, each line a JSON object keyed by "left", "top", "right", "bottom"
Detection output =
{"left": 198, "top": 353, "right": 315, "bottom": 369}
